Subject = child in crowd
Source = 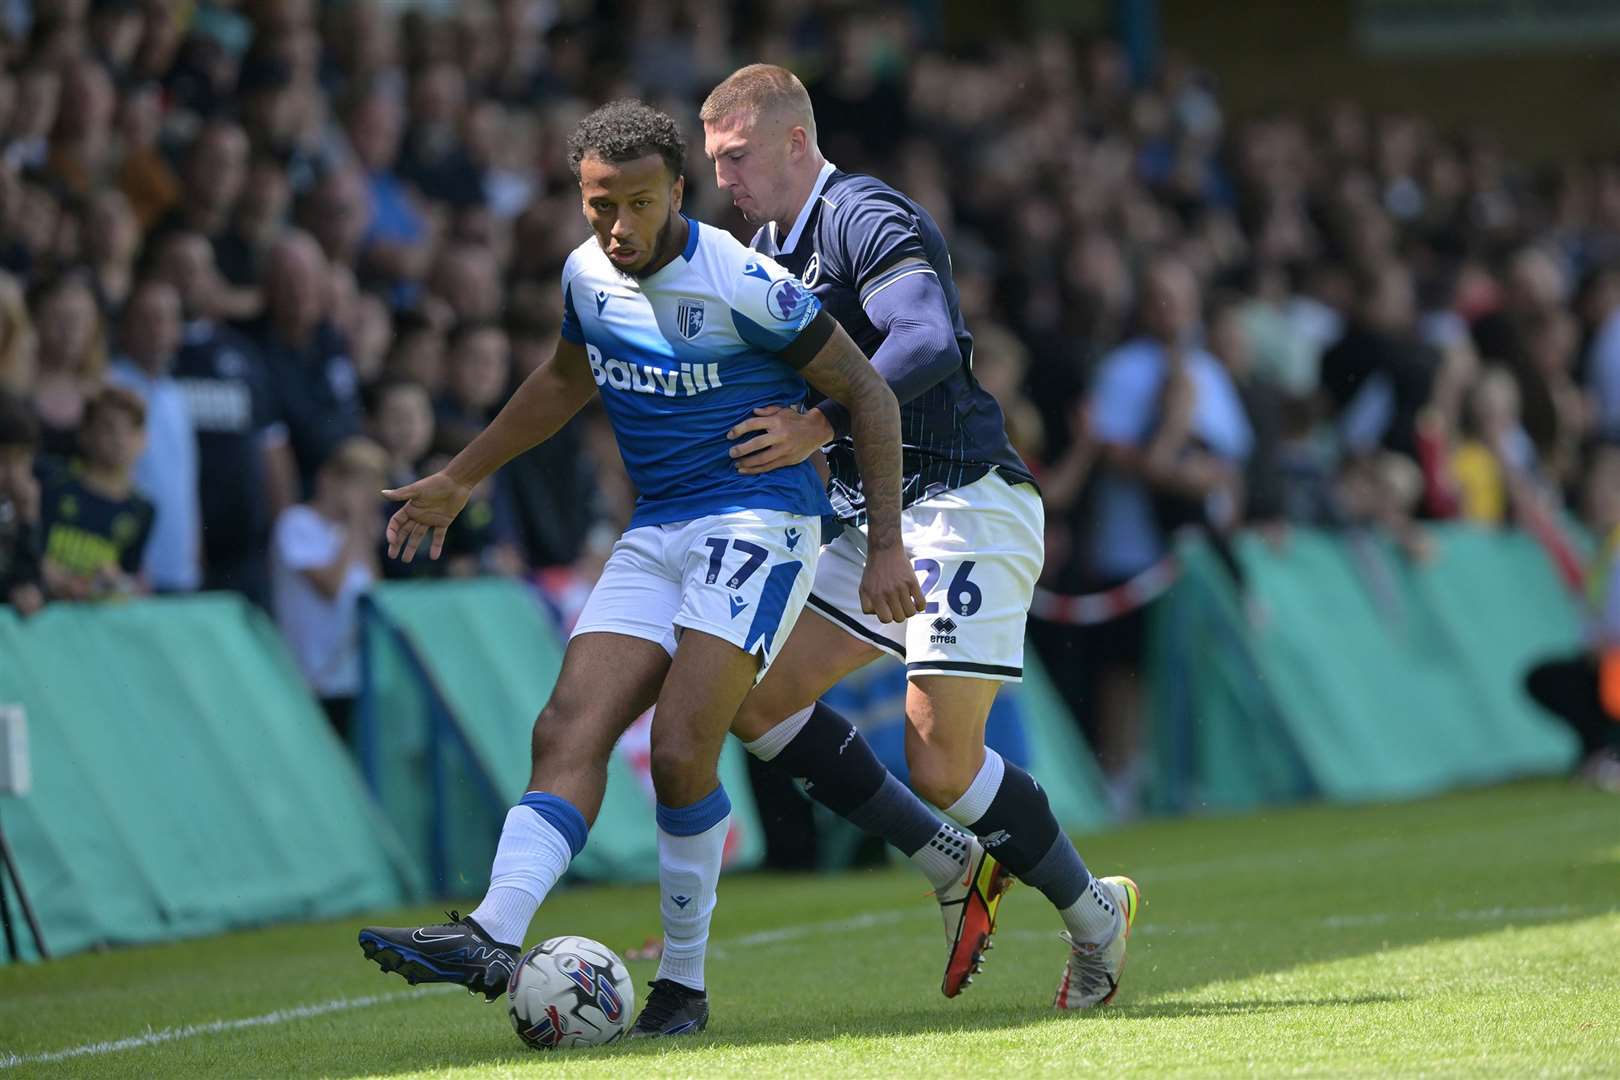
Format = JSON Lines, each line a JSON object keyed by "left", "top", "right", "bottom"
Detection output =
{"left": 37, "top": 385, "right": 154, "bottom": 601}
{"left": 270, "top": 436, "right": 388, "bottom": 737}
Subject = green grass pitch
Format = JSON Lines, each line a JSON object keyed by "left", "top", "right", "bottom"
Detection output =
{"left": 2, "top": 779, "right": 1616, "bottom": 1078}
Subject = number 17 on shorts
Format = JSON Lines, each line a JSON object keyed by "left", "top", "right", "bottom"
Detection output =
{"left": 676, "top": 510, "right": 820, "bottom": 677}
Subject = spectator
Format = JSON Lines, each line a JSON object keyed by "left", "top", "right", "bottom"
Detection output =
{"left": 302, "top": 164, "right": 370, "bottom": 272}
{"left": 1518, "top": 309, "right": 1586, "bottom": 490}
{"left": 1236, "top": 260, "right": 1332, "bottom": 399}
{"left": 4, "top": 64, "right": 59, "bottom": 173}
{"left": 113, "top": 79, "right": 177, "bottom": 231}
{"left": 1081, "top": 255, "right": 1252, "bottom": 815}
{"left": 86, "top": 0, "right": 145, "bottom": 82}
{"left": 107, "top": 274, "right": 199, "bottom": 592}
{"left": 348, "top": 289, "right": 395, "bottom": 385}
{"left": 1320, "top": 261, "right": 1438, "bottom": 460}
{"left": 343, "top": 82, "right": 434, "bottom": 301}
{"left": 366, "top": 376, "right": 434, "bottom": 492}
{"left": 416, "top": 429, "right": 525, "bottom": 580}
{"left": 28, "top": 271, "right": 104, "bottom": 461}
{"left": 236, "top": 52, "right": 317, "bottom": 191}
{"left": 248, "top": 229, "right": 361, "bottom": 496}
{"left": 428, "top": 241, "right": 501, "bottom": 321}
{"left": 154, "top": 118, "right": 256, "bottom": 319}
{"left": 435, "top": 317, "right": 507, "bottom": 445}
{"left": 82, "top": 187, "right": 138, "bottom": 312}
{"left": 1585, "top": 267, "right": 1620, "bottom": 440}
{"left": 1474, "top": 247, "right": 1587, "bottom": 476}
{"left": 4, "top": 169, "right": 66, "bottom": 278}
{"left": 1473, "top": 245, "right": 1567, "bottom": 366}
{"left": 1209, "top": 288, "right": 1288, "bottom": 526}
{"left": 45, "top": 55, "right": 116, "bottom": 199}
{"left": 0, "top": 271, "right": 35, "bottom": 396}
{"left": 216, "top": 154, "right": 293, "bottom": 291}
{"left": 0, "top": 390, "right": 43, "bottom": 614}
{"left": 271, "top": 434, "right": 387, "bottom": 737}
{"left": 37, "top": 384, "right": 153, "bottom": 602}
{"left": 1526, "top": 440, "right": 1620, "bottom": 790}
{"left": 969, "top": 322, "right": 1044, "bottom": 462}
{"left": 154, "top": 228, "right": 293, "bottom": 608}
{"left": 398, "top": 60, "right": 482, "bottom": 209}
{"left": 383, "top": 307, "right": 445, "bottom": 392}
{"left": 1450, "top": 366, "right": 1535, "bottom": 525}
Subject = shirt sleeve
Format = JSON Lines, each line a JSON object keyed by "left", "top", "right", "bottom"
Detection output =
{"left": 836, "top": 193, "right": 932, "bottom": 302}
{"left": 274, "top": 505, "right": 340, "bottom": 571}
{"left": 728, "top": 253, "right": 834, "bottom": 369}
{"left": 560, "top": 277, "right": 585, "bottom": 344}
{"left": 813, "top": 269, "right": 962, "bottom": 439}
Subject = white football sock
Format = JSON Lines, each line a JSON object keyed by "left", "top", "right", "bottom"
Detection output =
{"left": 1060, "top": 875, "right": 1121, "bottom": 944}
{"left": 655, "top": 811, "right": 730, "bottom": 992}
{"left": 912, "top": 823, "right": 973, "bottom": 892}
{"left": 469, "top": 806, "right": 574, "bottom": 946}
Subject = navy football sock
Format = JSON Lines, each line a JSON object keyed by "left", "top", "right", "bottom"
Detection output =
{"left": 746, "top": 702, "right": 969, "bottom": 888}
{"left": 946, "top": 750, "right": 1091, "bottom": 909}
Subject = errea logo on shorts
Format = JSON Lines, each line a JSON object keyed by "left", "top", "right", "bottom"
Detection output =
{"left": 930, "top": 616, "right": 958, "bottom": 645}
{"left": 586, "top": 344, "right": 723, "bottom": 397}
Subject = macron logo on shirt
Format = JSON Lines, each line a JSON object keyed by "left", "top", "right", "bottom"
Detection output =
{"left": 585, "top": 343, "right": 723, "bottom": 397}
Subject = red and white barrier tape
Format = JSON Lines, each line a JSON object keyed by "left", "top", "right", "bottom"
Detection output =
{"left": 1029, "top": 555, "right": 1180, "bottom": 626}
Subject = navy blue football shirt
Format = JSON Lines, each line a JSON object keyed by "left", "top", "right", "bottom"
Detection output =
{"left": 752, "top": 164, "right": 1034, "bottom": 522}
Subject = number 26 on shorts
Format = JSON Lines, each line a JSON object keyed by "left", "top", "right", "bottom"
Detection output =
{"left": 912, "top": 558, "right": 981, "bottom": 617}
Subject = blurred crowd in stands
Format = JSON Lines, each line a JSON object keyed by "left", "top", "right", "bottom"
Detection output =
{"left": 0, "top": 0, "right": 1616, "bottom": 794}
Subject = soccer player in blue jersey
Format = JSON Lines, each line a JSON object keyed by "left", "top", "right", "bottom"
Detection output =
{"left": 358, "top": 100, "right": 922, "bottom": 1037}
{"left": 695, "top": 65, "right": 1140, "bottom": 1010}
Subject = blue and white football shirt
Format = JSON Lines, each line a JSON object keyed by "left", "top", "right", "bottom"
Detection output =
{"left": 559, "top": 217, "right": 836, "bottom": 528}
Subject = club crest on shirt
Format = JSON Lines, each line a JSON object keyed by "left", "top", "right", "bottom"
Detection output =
{"left": 676, "top": 298, "right": 705, "bottom": 339}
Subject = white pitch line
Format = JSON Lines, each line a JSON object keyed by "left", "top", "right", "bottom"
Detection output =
{"left": 725, "top": 909, "right": 914, "bottom": 948}
{"left": 0, "top": 987, "right": 457, "bottom": 1071}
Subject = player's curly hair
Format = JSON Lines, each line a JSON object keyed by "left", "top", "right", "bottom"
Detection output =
{"left": 566, "top": 100, "right": 687, "bottom": 182}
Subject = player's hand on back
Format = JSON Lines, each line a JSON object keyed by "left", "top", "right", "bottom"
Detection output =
{"left": 860, "top": 542, "right": 926, "bottom": 624}
{"left": 727, "top": 405, "right": 835, "bottom": 475}
{"left": 382, "top": 471, "right": 473, "bottom": 563}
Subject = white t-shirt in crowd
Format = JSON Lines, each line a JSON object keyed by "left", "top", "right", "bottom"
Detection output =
{"left": 271, "top": 504, "right": 374, "bottom": 699}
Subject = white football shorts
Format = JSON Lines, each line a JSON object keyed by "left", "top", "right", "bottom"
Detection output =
{"left": 571, "top": 508, "right": 820, "bottom": 679}
{"left": 806, "top": 470, "right": 1043, "bottom": 683}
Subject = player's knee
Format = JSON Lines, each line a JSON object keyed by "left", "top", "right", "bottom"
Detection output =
{"left": 648, "top": 735, "right": 712, "bottom": 806}
{"left": 730, "top": 688, "right": 805, "bottom": 743}
{"left": 906, "top": 745, "right": 976, "bottom": 810}
{"left": 529, "top": 697, "right": 606, "bottom": 767}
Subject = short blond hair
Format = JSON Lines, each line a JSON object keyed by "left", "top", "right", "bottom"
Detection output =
{"left": 700, "top": 63, "right": 816, "bottom": 138}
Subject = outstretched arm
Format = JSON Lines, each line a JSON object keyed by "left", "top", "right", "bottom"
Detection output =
{"left": 797, "top": 315, "right": 924, "bottom": 624}
{"left": 385, "top": 338, "right": 596, "bottom": 562}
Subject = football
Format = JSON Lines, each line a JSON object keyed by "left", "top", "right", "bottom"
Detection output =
{"left": 507, "top": 935, "right": 635, "bottom": 1050}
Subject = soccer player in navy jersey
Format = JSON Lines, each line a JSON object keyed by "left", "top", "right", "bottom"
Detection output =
{"left": 358, "top": 100, "right": 921, "bottom": 1038}
{"left": 698, "top": 65, "right": 1140, "bottom": 1011}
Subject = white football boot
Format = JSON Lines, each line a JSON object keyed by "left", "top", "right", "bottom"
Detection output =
{"left": 1053, "top": 875, "right": 1141, "bottom": 1010}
